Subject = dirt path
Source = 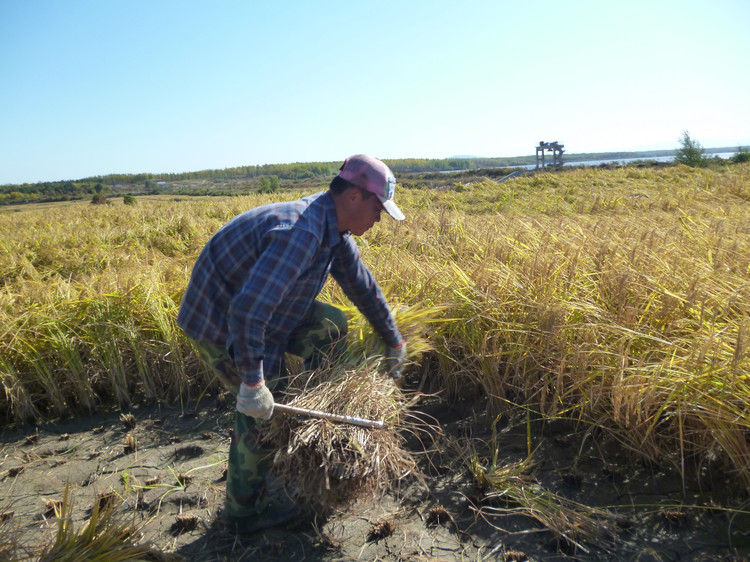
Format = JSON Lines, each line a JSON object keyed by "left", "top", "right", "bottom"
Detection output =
{"left": 1, "top": 396, "right": 749, "bottom": 561}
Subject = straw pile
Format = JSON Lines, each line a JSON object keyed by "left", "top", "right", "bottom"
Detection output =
{"left": 262, "top": 363, "right": 420, "bottom": 509}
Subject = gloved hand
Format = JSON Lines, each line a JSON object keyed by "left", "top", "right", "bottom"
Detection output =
{"left": 236, "top": 381, "right": 274, "bottom": 420}
{"left": 384, "top": 342, "right": 407, "bottom": 380}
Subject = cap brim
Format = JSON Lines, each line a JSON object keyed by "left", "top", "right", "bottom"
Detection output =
{"left": 379, "top": 197, "right": 405, "bottom": 221}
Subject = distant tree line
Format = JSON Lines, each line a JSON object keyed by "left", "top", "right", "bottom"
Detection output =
{"left": 3, "top": 148, "right": 748, "bottom": 206}
{"left": 0, "top": 157, "right": 529, "bottom": 206}
{"left": 0, "top": 180, "right": 112, "bottom": 205}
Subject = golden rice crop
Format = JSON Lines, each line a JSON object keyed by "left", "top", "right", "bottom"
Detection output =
{"left": 1, "top": 163, "right": 749, "bottom": 487}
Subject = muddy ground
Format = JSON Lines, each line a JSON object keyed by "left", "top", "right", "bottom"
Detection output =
{"left": 1, "top": 387, "right": 749, "bottom": 562}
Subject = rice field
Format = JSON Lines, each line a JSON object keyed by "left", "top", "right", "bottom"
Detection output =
{"left": 1, "top": 162, "right": 749, "bottom": 490}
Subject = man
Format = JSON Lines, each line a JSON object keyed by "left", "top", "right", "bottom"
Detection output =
{"left": 177, "top": 154, "right": 407, "bottom": 531}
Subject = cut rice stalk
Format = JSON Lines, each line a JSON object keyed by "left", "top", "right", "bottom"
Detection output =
{"left": 264, "top": 362, "right": 420, "bottom": 509}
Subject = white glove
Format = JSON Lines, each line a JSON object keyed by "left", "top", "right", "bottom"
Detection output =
{"left": 236, "top": 381, "right": 274, "bottom": 420}
{"left": 384, "top": 342, "right": 407, "bottom": 380}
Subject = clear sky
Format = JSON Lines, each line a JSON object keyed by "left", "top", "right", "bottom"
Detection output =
{"left": 2, "top": 0, "right": 749, "bottom": 185}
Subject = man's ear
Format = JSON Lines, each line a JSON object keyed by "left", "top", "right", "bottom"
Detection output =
{"left": 344, "top": 187, "right": 363, "bottom": 205}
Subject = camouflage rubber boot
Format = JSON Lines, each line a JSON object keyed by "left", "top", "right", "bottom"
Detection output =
{"left": 224, "top": 411, "right": 276, "bottom": 519}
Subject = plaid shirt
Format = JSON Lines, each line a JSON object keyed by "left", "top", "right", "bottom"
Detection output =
{"left": 177, "top": 191, "right": 402, "bottom": 385}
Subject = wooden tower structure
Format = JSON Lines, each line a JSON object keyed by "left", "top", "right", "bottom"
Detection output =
{"left": 536, "top": 141, "right": 565, "bottom": 169}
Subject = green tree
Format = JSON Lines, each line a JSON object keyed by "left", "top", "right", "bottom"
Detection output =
{"left": 257, "top": 175, "right": 280, "bottom": 194}
{"left": 123, "top": 194, "right": 137, "bottom": 205}
{"left": 675, "top": 130, "right": 708, "bottom": 167}
{"left": 732, "top": 147, "right": 750, "bottom": 164}
{"left": 91, "top": 193, "right": 107, "bottom": 205}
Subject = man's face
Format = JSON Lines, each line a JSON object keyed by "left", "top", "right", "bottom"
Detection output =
{"left": 347, "top": 190, "right": 384, "bottom": 236}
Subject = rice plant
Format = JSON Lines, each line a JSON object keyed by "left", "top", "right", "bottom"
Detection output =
{"left": 5, "top": 485, "right": 170, "bottom": 561}
{"left": 467, "top": 450, "right": 620, "bottom": 554}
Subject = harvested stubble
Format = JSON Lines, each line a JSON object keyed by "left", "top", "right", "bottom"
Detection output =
{"left": 263, "top": 364, "right": 420, "bottom": 509}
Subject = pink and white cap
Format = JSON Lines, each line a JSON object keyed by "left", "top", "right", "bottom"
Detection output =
{"left": 338, "top": 154, "right": 405, "bottom": 221}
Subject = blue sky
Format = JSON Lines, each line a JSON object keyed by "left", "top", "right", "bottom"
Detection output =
{"left": 2, "top": 0, "right": 749, "bottom": 184}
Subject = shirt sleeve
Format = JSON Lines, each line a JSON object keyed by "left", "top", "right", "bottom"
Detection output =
{"left": 228, "top": 227, "right": 319, "bottom": 384}
{"left": 330, "top": 235, "right": 402, "bottom": 348}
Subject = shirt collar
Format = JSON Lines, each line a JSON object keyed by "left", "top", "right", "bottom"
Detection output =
{"left": 320, "top": 191, "right": 347, "bottom": 246}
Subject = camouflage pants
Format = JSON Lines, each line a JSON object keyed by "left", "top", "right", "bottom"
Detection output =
{"left": 189, "top": 300, "right": 348, "bottom": 518}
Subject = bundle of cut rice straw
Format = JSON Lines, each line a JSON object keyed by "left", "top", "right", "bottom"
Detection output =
{"left": 262, "top": 361, "right": 422, "bottom": 509}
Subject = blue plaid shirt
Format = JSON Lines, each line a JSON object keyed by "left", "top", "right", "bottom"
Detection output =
{"left": 177, "top": 191, "right": 402, "bottom": 385}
